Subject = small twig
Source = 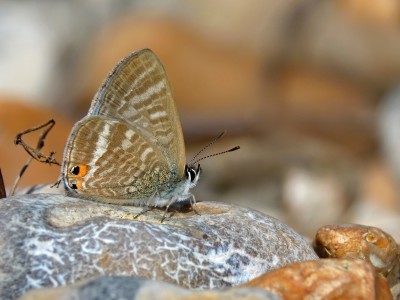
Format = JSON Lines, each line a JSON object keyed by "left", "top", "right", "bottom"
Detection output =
{"left": 0, "top": 169, "right": 6, "bottom": 199}
{"left": 14, "top": 119, "right": 61, "bottom": 165}
{"left": 11, "top": 119, "right": 61, "bottom": 196}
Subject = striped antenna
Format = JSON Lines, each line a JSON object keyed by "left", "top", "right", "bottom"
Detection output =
{"left": 190, "top": 131, "right": 240, "bottom": 165}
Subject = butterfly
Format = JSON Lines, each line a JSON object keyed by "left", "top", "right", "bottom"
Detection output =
{"left": 62, "top": 49, "right": 202, "bottom": 209}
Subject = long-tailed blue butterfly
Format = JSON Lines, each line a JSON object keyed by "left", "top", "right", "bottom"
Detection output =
{"left": 62, "top": 49, "right": 238, "bottom": 210}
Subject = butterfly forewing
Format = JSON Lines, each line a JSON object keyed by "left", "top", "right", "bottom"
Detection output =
{"left": 63, "top": 116, "right": 177, "bottom": 204}
{"left": 88, "top": 49, "right": 185, "bottom": 175}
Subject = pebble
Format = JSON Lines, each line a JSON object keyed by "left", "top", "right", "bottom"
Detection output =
{"left": 243, "top": 258, "right": 393, "bottom": 299}
{"left": 314, "top": 223, "right": 400, "bottom": 298}
{"left": 0, "top": 193, "right": 317, "bottom": 299}
{"left": 18, "top": 276, "right": 281, "bottom": 300}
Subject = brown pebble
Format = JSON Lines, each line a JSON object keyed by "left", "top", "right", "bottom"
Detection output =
{"left": 313, "top": 224, "right": 399, "bottom": 287}
{"left": 242, "top": 259, "right": 393, "bottom": 299}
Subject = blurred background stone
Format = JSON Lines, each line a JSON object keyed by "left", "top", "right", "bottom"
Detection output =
{"left": 282, "top": 166, "right": 347, "bottom": 237}
{"left": 62, "top": 15, "right": 267, "bottom": 135}
{"left": 379, "top": 86, "right": 400, "bottom": 185}
{"left": 1, "top": 0, "right": 400, "bottom": 243}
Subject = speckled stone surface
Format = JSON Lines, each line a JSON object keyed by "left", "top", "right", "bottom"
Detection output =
{"left": 18, "top": 276, "right": 282, "bottom": 300}
{"left": 0, "top": 194, "right": 317, "bottom": 299}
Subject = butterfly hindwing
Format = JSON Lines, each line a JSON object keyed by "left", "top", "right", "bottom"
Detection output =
{"left": 63, "top": 116, "right": 178, "bottom": 204}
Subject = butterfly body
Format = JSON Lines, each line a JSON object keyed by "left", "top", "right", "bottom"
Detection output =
{"left": 62, "top": 49, "right": 200, "bottom": 207}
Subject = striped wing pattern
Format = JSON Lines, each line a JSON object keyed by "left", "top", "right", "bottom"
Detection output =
{"left": 89, "top": 49, "right": 185, "bottom": 174}
{"left": 62, "top": 49, "right": 186, "bottom": 203}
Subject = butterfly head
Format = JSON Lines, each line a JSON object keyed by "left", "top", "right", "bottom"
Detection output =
{"left": 185, "top": 164, "right": 201, "bottom": 186}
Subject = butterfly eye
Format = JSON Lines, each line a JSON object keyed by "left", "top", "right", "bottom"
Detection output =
{"left": 186, "top": 167, "right": 197, "bottom": 182}
{"left": 70, "top": 166, "right": 80, "bottom": 176}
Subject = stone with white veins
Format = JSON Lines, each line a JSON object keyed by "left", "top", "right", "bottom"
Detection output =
{"left": 0, "top": 194, "right": 317, "bottom": 299}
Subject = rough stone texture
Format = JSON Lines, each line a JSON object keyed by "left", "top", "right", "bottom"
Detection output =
{"left": 18, "top": 276, "right": 281, "bottom": 300}
{"left": 313, "top": 224, "right": 400, "bottom": 299}
{"left": 243, "top": 259, "right": 393, "bottom": 300}
{"left": 314, "top": 224, "right": 399, "bottom": 280}
{"left": 0, "top": 194, "right": 317, "bottom": 300}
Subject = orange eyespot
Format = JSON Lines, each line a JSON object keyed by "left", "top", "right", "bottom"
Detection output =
{"left": 69, "top": 164, "right": 88, "bottom": 177}
{"left": 67, "top": 164, "right": 88, "bottom": 191}
{"left": 69, "top": 179, "right": 83, "bottom": 190}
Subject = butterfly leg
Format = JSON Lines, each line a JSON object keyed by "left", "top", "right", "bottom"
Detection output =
{"left": 134, "top": 207, "right": 154, "bottom": 219}
{"left": 161, "top": 196, "right": 177, "bottom": 222}
{"left": 188, "top": 194, "right": 201, "bottom": 216}
{"left": 51, "top": 177, "right": 62, "bottom": 188}
{"left": 134, "top": 192, "right": 158, "bottom": 219}
{"left": 188, "top": 193, "right": 196, "bottom": 206}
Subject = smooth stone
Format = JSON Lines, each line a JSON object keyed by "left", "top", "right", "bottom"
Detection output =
{"left": 0, "top": 194, "right": 317, "bottom": 299}
{"left": 243, "top": 259, "right": 393, "bottom": 299}
{"left": 313, "top": 223, "right": 400, "bottom": 299}
{"left": 18, "top": 276, "right": 281, "bottom": 300}
{"left": 314, "top": 224, "right": 399, "bottom": 284}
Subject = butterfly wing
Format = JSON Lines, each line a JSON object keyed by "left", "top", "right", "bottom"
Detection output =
{"left": 62, "top": 116, "right": 178, "bottom": 205}
{"left": 88, "top": 49, "right": 185, "bottom": 176}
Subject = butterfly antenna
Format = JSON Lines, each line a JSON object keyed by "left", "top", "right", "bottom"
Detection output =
{"left": 192, "top": 146, "right": 240, "bottom": 165}
{"left": 189, "top": 131, "right": 226, "bottom": 164}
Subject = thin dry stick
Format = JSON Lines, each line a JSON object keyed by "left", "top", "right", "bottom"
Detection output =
{"left": 10, "top": 119, "right": 61, "bottom": 196}
{"left": 0, "top": 169, "right": 6, "bottom": 199}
